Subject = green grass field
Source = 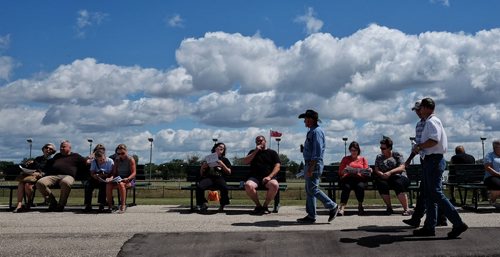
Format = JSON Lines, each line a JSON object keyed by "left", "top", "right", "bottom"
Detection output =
{"left": 0, "top": 179, "right": 414, "bottom": 208}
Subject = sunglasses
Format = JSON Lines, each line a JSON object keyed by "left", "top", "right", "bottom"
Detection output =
{"left": 117, "top": 152, "right": 126, "bottom": 155}
{"left": 380, "top": 147, "right": 388, "bottom": 150}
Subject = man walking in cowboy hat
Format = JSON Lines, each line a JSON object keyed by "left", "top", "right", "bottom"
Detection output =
{"left": 297, "top": 109, "right": 339, "bottom": 223}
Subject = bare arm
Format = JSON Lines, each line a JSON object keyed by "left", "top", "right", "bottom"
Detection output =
{"left": 485, "top": 163, "right": 500, "bottom": 177}
{"left": 243, "top": 146, "right": 262, "bottom": 164}
{"left": 217, "top": 160, "right": 231, "bottom": 175}
{"left": 263, "top": 163, "right": 281, "bottom": 183}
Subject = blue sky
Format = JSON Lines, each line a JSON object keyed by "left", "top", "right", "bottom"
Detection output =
{"left": 1, "top": 0, "right": 499, "bottom": 164}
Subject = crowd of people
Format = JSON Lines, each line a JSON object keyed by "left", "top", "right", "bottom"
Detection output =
{"left": 13, "top": 141, "right": 136, "bottom": 214}
{"left": 10, "top": 98, "right": 500, "bottom": 239}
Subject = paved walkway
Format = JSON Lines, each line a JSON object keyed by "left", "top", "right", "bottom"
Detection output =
{"left": 0, "top": 205, "right": 498, "bottom": 256}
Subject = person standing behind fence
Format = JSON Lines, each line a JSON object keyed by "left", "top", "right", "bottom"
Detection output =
{"left": 106, "top": 144, "right": 136, "bottom": 214}
{"left": 296, "top": 109, "right": 339, "bottom": 224}
{"left": 243, "top": 135, "right": 281, "bottom": 215}
{"left": 338, "top": 141, "right": 372, "bottom": 216}
{"left": 36, "top": 140, "right": 88, "bottom": 212}
{"left": 412, "top": 97, "right": 468, "bottom": 238}
{"left": 13, "top": 143, "right": 56, "bottom": 213}
{"left": 484, "top": 140, "right": 500, "bottom": 208}
{"left": 196, "top": 142, "right": 232, "bottom": 213}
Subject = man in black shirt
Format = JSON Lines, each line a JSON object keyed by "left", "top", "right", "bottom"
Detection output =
{"left": 451, "top": 145, "right": 476, "bottom": 164}
{"left": 449, "top": 145, "right": 477, "bottom": 204}
{"left": 36, "top": 140, "right": 88, "bottom": 211}
{"left": 243, "top": 135, "right": 281, "bottom": 214}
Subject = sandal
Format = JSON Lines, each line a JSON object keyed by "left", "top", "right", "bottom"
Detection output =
{"left": 402, "top": 210, "right": 412, "bottom": 216}
{"left": 117, "top": 205, "right": 127, "bottom": 214}
{"left": 338, "top": 206, "right": 345, "bottom": 216}
{"left": 13, "top": 206, "right": 24, "bottom": 213}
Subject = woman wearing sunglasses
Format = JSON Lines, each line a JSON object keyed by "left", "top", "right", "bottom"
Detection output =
{"left": 373, "top": 137, "right": 410, "bottom": 216}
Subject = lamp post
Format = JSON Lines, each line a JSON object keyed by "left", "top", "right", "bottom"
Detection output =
{"left": 342, "top": 137, "right": 348, "bottom": 156}
{"left": 27, "top": 138, "right": 33, "bottom": 159}
{"left": 87, "top": 138, "right": 93, "bottom": 155}
{"left": 275, "top": 138, "right": 281, "bottom": 155}
{"left": 148, "top": 137, "right": 154, "bottom": 181}
{"left": 480, "top": 137, "right": 487, "bottom": 163}
{"left": 409, "top": 137, "right": 416, "bottom": 164}
{"left": 212, "top": 138, "right": 218, "bottom": 144}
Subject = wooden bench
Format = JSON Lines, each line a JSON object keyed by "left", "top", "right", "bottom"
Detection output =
{"left": 182, "top": 165, "right": 287, "bottom": 213}
{"left": 321, "top": 164, "right": 422, "bottom": 205}
{"left": 447, "top": 164, "right": 486, "bottom": 211}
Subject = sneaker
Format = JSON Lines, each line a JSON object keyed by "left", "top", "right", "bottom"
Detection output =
{"left": 54, "top": 205, "right": 65, "bottom": 212}
{"left": 437, "top": 219, "right": 448, "bottom": 227}
{"left": 83, "top": 205, "right": 92, "bottom": 213}
{"left": 297, "top": 216, "right": 316, "bottom": 223}
{"left": 413, "top": 228, "right": 435, "bottom": 237}
{"left": 199, "top": 203, "right": 208, "bottom": 213}
{"left": 403, "top": 218, "right": 420, "bottom": 228}
{"left": 261, "top": 206, "right": 271, "bottom": 214}
{"left": 328, "top": 205, "right": 339, "bottom": 222}
{"left": 98, "top": 204, "right": 105, "bottom": 212}
{"left": 47, "top": 195, "right": 58, "bottom": 211}
{"left": 218, "top": 205, "right": 225, "bottom": 212}
{"left": 358, "top": 205, "right": 365, "bottom": 216}
{"left": 386, "top": 207, "right": 394, "bottom": 215}
{"left": 252, "top": 206, "right": 263, "bottom": 214}
{"left": 447, "top": 223, "right": 468, "bottom": 239}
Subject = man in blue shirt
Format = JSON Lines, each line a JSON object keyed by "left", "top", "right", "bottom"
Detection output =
{"left": 297, "top": 109, "right": 339, "bottom": 223}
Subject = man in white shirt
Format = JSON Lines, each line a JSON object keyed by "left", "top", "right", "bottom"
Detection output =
{"left": 412, "top": 98, "right": 468, "bottom": 239}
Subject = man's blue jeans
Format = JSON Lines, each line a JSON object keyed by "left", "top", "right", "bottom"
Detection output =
{"left": 305, "top": 163, "right": 337, "bottom": 219}
{"left": 422, "top": 154, "right": 463, "bottom": 230}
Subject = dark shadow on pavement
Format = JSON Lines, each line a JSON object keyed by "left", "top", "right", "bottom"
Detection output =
{"left": 340, "top": 233, "right": 450, "bottom": 248}
{"left": 341, "top": 225, "right": 410, "bottom": 233}
{"left": 232, "top": 220, "right": 331, "bottom": 227}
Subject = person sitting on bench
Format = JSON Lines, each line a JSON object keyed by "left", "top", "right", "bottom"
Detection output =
{"left": 243, "top": 135, "right": 281, "bottom": 214}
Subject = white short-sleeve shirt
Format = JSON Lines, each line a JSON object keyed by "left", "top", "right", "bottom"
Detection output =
{"left": 420, "top": 114, "right": 447, "bottom": 155}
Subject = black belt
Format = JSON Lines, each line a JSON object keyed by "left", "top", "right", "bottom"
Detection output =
{"left": 425, "top": 154, "right": 443, "bottom": 157}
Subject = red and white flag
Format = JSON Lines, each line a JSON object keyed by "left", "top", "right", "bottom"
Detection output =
{"left": 270, "top": 130, "right": 282, "bottom": 137}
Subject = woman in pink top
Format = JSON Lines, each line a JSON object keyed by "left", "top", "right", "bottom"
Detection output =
{"left": 338, "top": 141, "right": 372, "bottom": 215}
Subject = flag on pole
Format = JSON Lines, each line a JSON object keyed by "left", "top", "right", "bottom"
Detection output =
{"left": 270, "top": 130, "right": 282, "bottom": 137}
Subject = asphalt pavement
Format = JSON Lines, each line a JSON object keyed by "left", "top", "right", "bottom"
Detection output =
{"left": 0, "top": 205, "right": 498, "bottom": 257}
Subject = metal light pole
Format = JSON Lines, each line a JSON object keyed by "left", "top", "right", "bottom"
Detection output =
{"left": 342, "top": 137, "right": 348, "bottom": 156}
{"left": 27, "top": 138, "right": 33, "bottom": 159}
{"left": 275, "top": 138, "right": 281, "bottom": 154}
{"left": 409, "top": 136, "right": 416, "bottom": 164}
{"left": 87, "top": 138, "right": 93, "bottom": 155}
{"left": 148, "top": 137, "right": 154, "bottom": 181}
{"left": 212, "top": 138, "right": 218, "bottom": 144}
{"left": 480, "top": 137, "right": 487, "bottom": 162}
